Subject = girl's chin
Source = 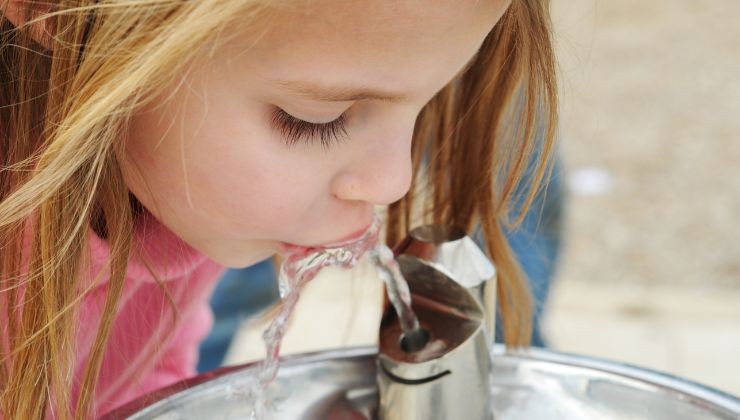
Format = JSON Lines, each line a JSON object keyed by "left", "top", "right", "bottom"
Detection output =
{"left": 212, "top": 244, "right": 281, "bottom": 269}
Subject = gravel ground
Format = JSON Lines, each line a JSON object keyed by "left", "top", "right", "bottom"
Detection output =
{"left": 551, "top": 0, "right": 740, "bottom": 289}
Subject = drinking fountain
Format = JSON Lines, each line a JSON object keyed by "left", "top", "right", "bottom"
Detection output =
{"left": 103, "top": 225, "right": 740, "bottom": 420}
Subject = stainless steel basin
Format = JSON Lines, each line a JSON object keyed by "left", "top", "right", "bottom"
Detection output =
{"left": 103, "top": 345, "right": 740, "bottom": 419}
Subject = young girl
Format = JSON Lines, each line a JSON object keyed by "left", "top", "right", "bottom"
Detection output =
{"left": 0, "top": 0, "right": 557, "bottom": 418}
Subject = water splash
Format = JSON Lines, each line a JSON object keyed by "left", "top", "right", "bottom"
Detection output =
{"left": 238, "top": 214, "right": 422, "bottom": 419}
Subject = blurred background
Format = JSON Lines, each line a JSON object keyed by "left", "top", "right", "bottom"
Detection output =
{"left": 547, "top": 0, "right": 739, "bottom": 393}
{"left": 216, "top": 0, "right": 739, "bottom": 396}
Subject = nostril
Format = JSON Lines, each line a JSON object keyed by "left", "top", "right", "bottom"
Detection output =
{"left": 329, "top": 148, "right": 413, "bottom": 206}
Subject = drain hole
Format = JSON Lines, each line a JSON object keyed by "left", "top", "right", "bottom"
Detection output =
{"left": 400, "top": 328, "right": 429, "bottom": 352}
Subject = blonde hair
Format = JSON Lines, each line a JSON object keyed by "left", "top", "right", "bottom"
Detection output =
{"left": 0, "top": 0, "right": 557, "bottom": 418}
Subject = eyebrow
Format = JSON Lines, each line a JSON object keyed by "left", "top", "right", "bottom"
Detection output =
{"left": 268, "top": 50, "right": 482, "bottom": 104}
{"left": 269, "top": 79, "right": 407, "bottom": 103}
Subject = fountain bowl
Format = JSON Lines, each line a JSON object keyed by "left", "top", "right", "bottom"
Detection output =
{"left": 102, "top": 345, "right": 739, "bottom": 419}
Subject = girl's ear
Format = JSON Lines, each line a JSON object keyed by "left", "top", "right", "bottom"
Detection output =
{"left": 2, "top": 0, "right": 55, "bottom": 49}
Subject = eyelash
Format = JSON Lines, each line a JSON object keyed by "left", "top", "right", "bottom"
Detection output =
{"left": 270, "top": 107, "right": 349, "bottom": 149}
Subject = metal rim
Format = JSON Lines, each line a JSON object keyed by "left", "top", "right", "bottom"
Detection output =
{"left": 102, "top": 345, "right": 740, "bottom": 418}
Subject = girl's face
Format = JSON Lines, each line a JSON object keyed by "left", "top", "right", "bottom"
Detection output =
{"left": 122, "top": 0, "right": 510, "bottom": 267}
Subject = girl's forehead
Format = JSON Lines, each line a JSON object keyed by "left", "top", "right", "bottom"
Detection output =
{"left": 288, "top": 0, "right": 502, "bottom": 29}
{"left": 222, "top": 0, "right": 508, "bottom": 100}
{"left": 260, "top": 0, "right": 506, "bottom": 43}
{"left": 225, "top": 0, "right": 511, "bottom": 54}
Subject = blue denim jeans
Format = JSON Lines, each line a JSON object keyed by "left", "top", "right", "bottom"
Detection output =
{"left": 196, "top": 259, "right": 279, "bottom": 372}
{"left": 499, "top": 157, "right": 565, "bottom": 346}
{"left": 197, "top": 159, "right": 564, "bottom": 372}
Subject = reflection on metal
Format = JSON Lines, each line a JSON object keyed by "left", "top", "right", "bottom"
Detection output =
{"left": 395, "top": 225, "right": 497, "bottom": 339}
{"left": 376, "top": 225, "right": 497, "bottom": 420}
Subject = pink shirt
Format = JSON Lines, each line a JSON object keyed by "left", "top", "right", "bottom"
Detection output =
{"left": 73, "top": 212, "right": 226, "bottom": 416}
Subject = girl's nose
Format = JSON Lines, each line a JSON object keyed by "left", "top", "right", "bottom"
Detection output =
{"left": 330, "top": 135, "right": 414, "bottom": 206}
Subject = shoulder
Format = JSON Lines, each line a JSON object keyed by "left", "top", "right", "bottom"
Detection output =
{"left": 87, "top": 210, "right": 223, "bottom": 285}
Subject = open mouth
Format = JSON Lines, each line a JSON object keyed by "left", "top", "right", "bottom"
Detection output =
{"left": 280, "top": 217, "right": 379, "bottom": 255}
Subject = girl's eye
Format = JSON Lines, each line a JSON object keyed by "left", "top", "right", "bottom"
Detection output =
{"left": 270, "top": 107, "right": 349, "bottom": 149}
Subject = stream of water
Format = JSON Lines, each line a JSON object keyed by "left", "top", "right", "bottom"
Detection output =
{"left": 235, "top": 215, "right": 422, "bottom": 419}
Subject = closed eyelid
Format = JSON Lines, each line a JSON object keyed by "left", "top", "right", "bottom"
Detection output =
{"left": 270, "top": 107, "right": 349, "bottom": 149}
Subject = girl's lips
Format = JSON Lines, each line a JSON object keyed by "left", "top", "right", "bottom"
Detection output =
{"left": 281, "top": 224, "right": 373, "bottom": 251}
{"left": 321, "top": 226, "right": 371, "bottom": 248}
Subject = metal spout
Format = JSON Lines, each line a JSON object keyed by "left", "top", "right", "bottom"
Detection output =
{"left": 377, "top": 225, "right": 497, "bottom": 420}
{"left": 395, "top": 224, "right": 497, "bottom": 340}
